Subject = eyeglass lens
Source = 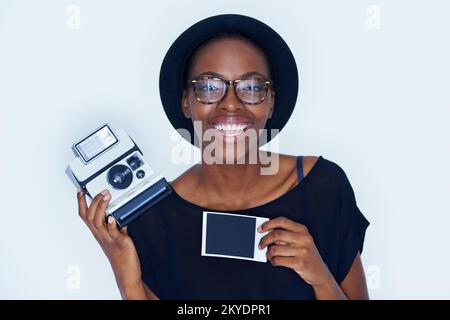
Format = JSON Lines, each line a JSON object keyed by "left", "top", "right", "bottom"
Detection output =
{"left": 193, "top": 78, "right": 268, "bottom": 104}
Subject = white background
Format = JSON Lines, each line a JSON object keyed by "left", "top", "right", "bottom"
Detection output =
{"left": 1, "top": 0, "right": 449, "bottom": 299}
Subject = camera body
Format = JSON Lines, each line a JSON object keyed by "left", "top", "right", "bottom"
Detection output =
{"left": 66, "top": 124, "right": 172, "bottom": 228}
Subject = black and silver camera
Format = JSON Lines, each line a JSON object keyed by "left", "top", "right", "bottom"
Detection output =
{"left": 66, "top": 124, "right": 172, "bottom": 228}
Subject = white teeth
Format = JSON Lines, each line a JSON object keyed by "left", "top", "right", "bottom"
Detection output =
{"left": 213, "top": 123, "right": 248, "bottom": 132}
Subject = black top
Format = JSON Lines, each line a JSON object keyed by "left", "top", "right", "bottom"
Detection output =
{"left": 128, "top": 155, "right": 370, "bottom": 299}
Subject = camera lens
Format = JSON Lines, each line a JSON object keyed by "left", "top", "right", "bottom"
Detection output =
{"left": 107, "top": 164, "right": 133, "bottom": 189}
{"left": 136, "top": 170, "right": 145, "bottom": 179}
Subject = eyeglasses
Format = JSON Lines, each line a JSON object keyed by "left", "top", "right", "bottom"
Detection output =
{"left": 187, "top": 75, "right": 273, "bottom": 105}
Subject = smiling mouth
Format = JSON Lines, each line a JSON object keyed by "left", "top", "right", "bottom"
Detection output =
{"left": 211, "top": 123, "right": 250, "bottom": 137}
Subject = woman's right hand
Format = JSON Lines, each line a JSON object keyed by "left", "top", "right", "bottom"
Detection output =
{"left": 76, "top": 189, "right": 146, "bottom": 299}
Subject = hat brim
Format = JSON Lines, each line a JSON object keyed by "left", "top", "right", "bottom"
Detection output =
{"left": 159, "top": 14, "right": 299, "bottom": 146}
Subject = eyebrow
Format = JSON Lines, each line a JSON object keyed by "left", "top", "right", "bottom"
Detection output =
{"left": 194, "top": 71, "right": 269, "bottom": 79}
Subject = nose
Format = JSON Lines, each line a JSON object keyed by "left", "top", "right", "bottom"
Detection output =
{"left": 218, "top": 82, "right": 244, "bottom": 112}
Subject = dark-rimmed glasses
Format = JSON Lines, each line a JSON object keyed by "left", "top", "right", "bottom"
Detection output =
{"left": 187, "top": 75, "right": 273, "bottom": 105}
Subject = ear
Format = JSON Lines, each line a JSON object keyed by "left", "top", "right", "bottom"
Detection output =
{"left": 182, "top": 89, "right": 191, "bottom": 119}
{"left": 267, "top": 89, "right": 275, "bottom": 119}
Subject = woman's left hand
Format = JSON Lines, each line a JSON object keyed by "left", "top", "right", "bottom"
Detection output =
{"left": 258, "top": 216, "right": 332, "bottom": 287}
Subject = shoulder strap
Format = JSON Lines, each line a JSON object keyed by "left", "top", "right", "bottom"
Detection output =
{"left": 296, "top": 155, "right": 304, "bottom": 183}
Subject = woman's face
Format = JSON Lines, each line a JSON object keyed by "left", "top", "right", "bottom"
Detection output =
{"left": 182, "top": 37, "right": 275, "bottom": 163}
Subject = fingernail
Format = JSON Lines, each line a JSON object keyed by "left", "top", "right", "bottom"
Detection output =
{"left": 258, "top": 226, "right": 262, "bottom": 233}
{"left": 258, "top": 244, "right": 262, "bottom": 250}
{"left": 101, "top": 190, "right": 110, "bottom": 200}
{"left": 108, "top": 216, "right": 114, "bottom": 224}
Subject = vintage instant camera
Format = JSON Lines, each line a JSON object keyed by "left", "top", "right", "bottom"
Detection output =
{"left": 66, "top": 124, "right": 172, "bottom": 228}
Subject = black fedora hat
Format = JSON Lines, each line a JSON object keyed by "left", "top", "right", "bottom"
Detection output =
{"left": 159, "top": 14, "right": 299, "bottom": 145}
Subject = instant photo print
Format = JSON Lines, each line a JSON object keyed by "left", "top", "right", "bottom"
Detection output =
{"left": 66, "top": 124, "right": 172, "bottom": 228}
{"left": 201, "top": 211, "right": 269, "bottom": 263}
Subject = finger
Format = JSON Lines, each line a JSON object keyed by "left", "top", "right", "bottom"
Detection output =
{"left": 77, "top": 189, "right": 88, "bottom": 220}
{"left": 295, "top": 234, "right": 316, "bottom": 249}
{"left": 272, "top": 234, "right": 315, "bottom": 250}
{"left": 259, "top": 229, "right": 298, "bottom": 249}
{"left": 93, "top": 191, "right": 111, "bottom": 229}
{"left": 86, "top": 190, "right": 109, "bottom": 224}
{"left": 120, "top": 226, "right": 129, "bottom": 236}
{"left": 258, "top": 216, "right": 307, "bottom": 233}
{"left": 269, "top": 256, "right": 298, "bottom": 269}
{"left": 106, "top": 215, "right": 121, "bottom": 240}
{"left": 266, "top": 245, "right": 299, "bottom": 260}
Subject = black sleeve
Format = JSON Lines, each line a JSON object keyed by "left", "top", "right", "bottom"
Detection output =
{"left": 335, "top": 170, "right": 370, "bottom": 285}
{"left": 127, "top": 223, "right": 163, "bottom": 299}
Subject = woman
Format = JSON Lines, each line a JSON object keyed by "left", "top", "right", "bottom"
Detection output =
{"left": 76, "top": 14, "right": 370, "bottom": 300}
